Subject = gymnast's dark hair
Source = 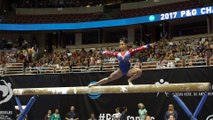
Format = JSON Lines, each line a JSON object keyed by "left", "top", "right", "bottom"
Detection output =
{"left": 120, "top": 37, "right": 128, "bottom": 44}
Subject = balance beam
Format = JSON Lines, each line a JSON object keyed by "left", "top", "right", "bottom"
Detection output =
{"left": 13, "top": 82, "right": 211, "bottom": 96}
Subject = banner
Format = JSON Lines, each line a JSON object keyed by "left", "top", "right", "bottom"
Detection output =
{"left": 0, "top": 79, "right": 16, "bottom": 120}
{"left": 0, "top": 67, "right": 212, "bottom": 120}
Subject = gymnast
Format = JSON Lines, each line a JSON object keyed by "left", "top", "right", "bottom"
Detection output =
{"left": 89, "top": 37, "right": 155, "bottom": 87}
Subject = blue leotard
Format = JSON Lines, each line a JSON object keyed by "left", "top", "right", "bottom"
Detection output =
{"left": 103, "top": 45, "right": 150, "bottom": 75}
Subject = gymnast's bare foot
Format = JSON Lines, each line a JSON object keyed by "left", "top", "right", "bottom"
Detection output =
{"left": 128, "top": 81, "right": 134, "bottom": 86}
{"left": 88, "top": 83, "right": 96, "bottom": 87}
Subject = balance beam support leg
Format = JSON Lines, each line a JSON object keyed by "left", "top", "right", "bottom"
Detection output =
{"left": 18, "top": 96, "right": 38, "bottom": 120}
{"left": 15, "top": 96, "right": 24, "bottom": 112}
{"left": 193, "top": 93, "right": 208, "bottom": 118}
{"left": 173, "top": 95, "right": 196, "bottom": 120}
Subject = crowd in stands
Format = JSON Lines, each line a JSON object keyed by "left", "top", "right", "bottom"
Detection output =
{"left": 147, "top": 37, "right": 212, "bottom": 68}
{"left": 0, "top": 36, "right": 212, "bottom": 72}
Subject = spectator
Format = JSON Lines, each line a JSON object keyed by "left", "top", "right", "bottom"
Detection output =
{"left": 157, "top": 56, "right": 167, "bottom": 69}
{"left": 65, "top": 106, "right": 79, "bottom": 120}
{"left": 51, "top": 109, "right": 61, "bottom": 120}
{"left": 168, "top": 115, "right": 176, "bottom": 120}
{"left": 133, "top": 58, "right": 143, "bottom": 69}
{"left": 165, "top": 104, "right": 178, "bottom": 120}
{"left": 112, "top": 107, "right": 121, "bottom": 120}
{"left": 120, "top": 106, "right": 128, "bottom": 120}
{"left": 44, "top": 109, "right": 52, "bottom": 120}
{"left": 147, "top": 54, "right": 156, "bottom": 62}
{"left": 96, "top": 56, "right": 102, "bottom": 65}
{"left": 88, "top": 113, "right": 97, "bottom": 120}
{"left": 89, "top": 57, "right": 96, "bottom": 66}
{"left": 145, "top": 115, "right": 152, "bottom": 120}
{"left": 138, "top": 103, "right": 147, "bottom": 120}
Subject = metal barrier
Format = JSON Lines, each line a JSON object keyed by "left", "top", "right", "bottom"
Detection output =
{"left": 210, "top": 57, "right": 213, "bottom": 66}
{"left": 1, "top": 58, "right": 211, "bottom": 76}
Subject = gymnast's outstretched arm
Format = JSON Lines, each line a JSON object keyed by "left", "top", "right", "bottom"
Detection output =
{"left": 130, "top": 42, "right": 156, "bottom": 54}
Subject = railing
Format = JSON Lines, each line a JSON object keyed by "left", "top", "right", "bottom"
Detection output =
{"left": 0, "top": 58, "right": 211, "bottom": 76}
{"left": 55, "top": 66, "right": 70, "bottom": 73}
{"left": 72, "top": 66, "right": 88, "bottom": 72}
{"left": 210, "top": 57, "right": 213, "bottom": 66}
{"left": 25, "top": 66, "right": 70, "bottom": 74}
{"left": 142, "top": 61, "right": 158, "bottom": 70}
{"left": 185, "top": 58, "right": 207, "bottom": 67}
{"left": 4, "top": 63, "right": 24, "bottom": 75}
{"left": 0, "top": 66, "right": 3, "bottom": 75}
{"left": 156, "top": 58, "right": 208, "bottom": 69}
{"left": 102, "top": 62, "right": 119, "bottom": 71}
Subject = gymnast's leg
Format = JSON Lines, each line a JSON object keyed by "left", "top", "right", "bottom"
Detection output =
{"left": 127, "top": 68, "right": 142, "bottom": 86}
{"left": 88, "top": 69, "right": 123, "bottom": 87}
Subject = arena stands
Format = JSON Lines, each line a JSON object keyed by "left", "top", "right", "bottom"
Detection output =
{"left": 0, "top": 33, "right": 212, "bottom": 76}
{"left": 0, "top": 0, "right": 212, "bottom": 76}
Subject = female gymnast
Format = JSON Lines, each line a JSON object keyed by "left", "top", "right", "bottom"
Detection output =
{"left": 89, "top": 37, "right": 155, "bottom": 87}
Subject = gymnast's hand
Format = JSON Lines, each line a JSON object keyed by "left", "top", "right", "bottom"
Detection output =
{"left": 95, "top": 50, "right": 104, "bottom": 55}
{"left": 149, "top": 42, "right": 158, "bottom": 48}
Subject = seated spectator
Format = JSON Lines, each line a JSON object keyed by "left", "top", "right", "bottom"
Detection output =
{"left": 145, "top": 115, "right": 152, "bottom": 120}
{"left": 166, "top": 61, "right": 175, "bottom": 68}
{"left": 147, "top": 54, "right": 156, "bottom": 62}
{"left": 96, "top": 57, "right": 102, "bottom": 65}
{"left": 168, "top": 115, "right": 176, "bottom": 120}
{"left": 65, "top": 106, "right": 79, "bottom": 120}
{"left": 133, "top": 58, "right": 143, "bottom": 69}
{"left": 157, "top": 56, "right": 167, "bottom": 69}
{"left": 164, "top": 50, "right": 175, "bottom": 61}
{"left": 165, "top": 104, "right": 178, "bottom": 120}
{"left": 88, "top": 113, "right": 97, "bottom": 120}
{"left": 140, "top": 53, "right": 148, "bottom": 62}
{"left": 89, "top": 57, "right": 96, "bottom": 66}
{"left": 110, "top": 57, "right": 117, "bottom": 63}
